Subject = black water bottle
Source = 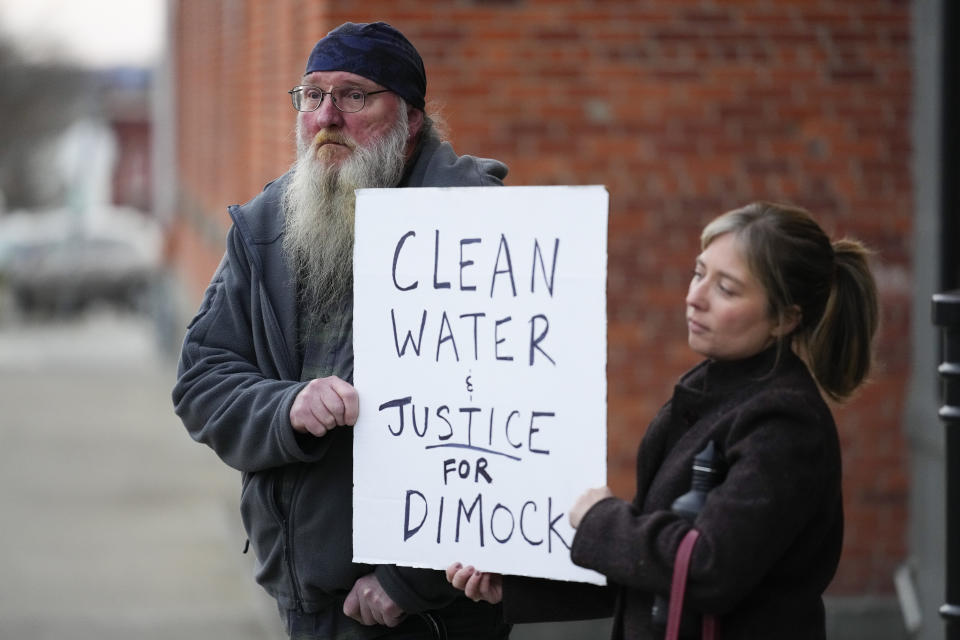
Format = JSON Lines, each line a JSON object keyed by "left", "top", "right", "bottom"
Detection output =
{"left": 650, "top": 440, "right": 725, "bottom": 634}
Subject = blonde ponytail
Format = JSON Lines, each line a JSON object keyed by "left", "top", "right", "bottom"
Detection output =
{"left": 806, "top": 240, "right": 879, "bottom": 401}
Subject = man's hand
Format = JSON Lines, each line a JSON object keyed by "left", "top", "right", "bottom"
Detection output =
{"left": 343, "top": 573, "right": 406, "bottom": 627}
{"left": 445, "top": 563, "right": 503, "bottom": 604}
{"left": 289, "top": 375, "right": 359, "bottom": 437}
{"left": 569, "top": 486, "right": 614, "bottom": 529}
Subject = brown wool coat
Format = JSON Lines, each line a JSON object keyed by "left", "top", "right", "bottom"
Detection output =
{"left": 503, "top": 347, "right": 843, "bottom": 639}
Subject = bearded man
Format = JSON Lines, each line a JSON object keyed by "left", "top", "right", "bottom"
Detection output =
{"left": 173, "top": 22, "right": 509, "bottom": 640}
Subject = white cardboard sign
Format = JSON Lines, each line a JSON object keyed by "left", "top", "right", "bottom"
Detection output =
{"left": 352, "top": 185, "right": 607, "bottom": 585}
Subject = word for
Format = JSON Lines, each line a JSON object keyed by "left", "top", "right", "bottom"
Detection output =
{"left": 443, "top": 457, "right": 492, "bottom": 485}
{"left": 392, "top": 230, "right": 560, "bottom": 299}
{"left": 377, "top": 396, "right": 555, "bottom": 460}
{"left": 403, "top": 489, "right": 571, "bottom": 552}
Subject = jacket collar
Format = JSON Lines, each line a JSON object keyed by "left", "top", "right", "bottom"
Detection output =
{"left": 674, "top": 345, "right": 799, "bottom": 406}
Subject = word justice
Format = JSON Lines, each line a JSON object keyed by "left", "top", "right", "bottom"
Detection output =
{"left": 377, "top": 396, "right": 555, "bottom": 460}
{"left": 391, "top": 230, "right": 560, "bottom": 299}
{"left": 403, "top": 489, "right": 571, "bottom": 552}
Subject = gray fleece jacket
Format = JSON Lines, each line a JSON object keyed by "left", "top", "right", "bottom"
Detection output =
{"left": 172, "top": 134, "right": 508, "bottom": 615}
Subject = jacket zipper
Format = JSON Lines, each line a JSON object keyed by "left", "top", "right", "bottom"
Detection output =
{"left": 273, "top": 468, "right": 303, "bottom": 610}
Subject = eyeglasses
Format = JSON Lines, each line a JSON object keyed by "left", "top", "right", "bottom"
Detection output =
{"left": 288, "top": 85, "right": 391, "bottom": 113}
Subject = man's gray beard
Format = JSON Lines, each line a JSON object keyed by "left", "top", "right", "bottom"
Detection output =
{"left": 282, "top": 104, "right": 409, "bottom": 321}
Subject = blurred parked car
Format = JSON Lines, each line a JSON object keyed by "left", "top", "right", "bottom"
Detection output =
{"left": 5, "top": 237, "right": 157, "bottom": 314}
{"left": 0, "top": 207, "right": 161, "bottom": 317}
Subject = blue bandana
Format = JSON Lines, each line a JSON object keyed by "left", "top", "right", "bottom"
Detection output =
{"left": 305, "top": 22, "right": 426, "bottom": 110}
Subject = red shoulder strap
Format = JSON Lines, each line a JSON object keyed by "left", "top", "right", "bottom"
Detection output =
{"left": 665, "top": 528, "right": 718, "bottom": 640}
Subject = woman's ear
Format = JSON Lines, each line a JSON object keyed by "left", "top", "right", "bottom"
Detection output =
{"left": 773, "top": 305, "right": 802, "bottom": 337}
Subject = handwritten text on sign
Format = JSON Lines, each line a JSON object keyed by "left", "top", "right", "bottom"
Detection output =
{"left": 352, "top": 186, "right": 607, "bottom": 584}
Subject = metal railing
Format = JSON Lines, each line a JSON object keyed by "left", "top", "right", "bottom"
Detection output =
{"left": 933, "top": 290, "right": 960, "bottom": 640}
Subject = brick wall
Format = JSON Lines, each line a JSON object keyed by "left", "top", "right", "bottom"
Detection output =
{"left": 168, "top": 0, "right": 912, "bottom": 597}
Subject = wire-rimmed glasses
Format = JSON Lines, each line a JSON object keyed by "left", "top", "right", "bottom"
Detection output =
{"left": 288, "top": 85, "right": 391, "bottom": 113}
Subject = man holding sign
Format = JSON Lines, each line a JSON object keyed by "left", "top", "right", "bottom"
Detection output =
{"left": 173, "top": 21, "right": 509, "bottom": 640}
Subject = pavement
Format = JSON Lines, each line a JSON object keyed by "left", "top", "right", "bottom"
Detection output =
{"left": 0, "top": 309, "right": 284, "bottom": 640}
{"left": 0, "top": 307, "right": 611, "bottom": 639}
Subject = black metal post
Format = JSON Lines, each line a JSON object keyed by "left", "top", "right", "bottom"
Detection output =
{"left": 934, "top": 290, "right": 960, "bottom": 639}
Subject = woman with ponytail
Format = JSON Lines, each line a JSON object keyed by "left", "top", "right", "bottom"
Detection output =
{"left": 447, "top": 202, "right": 879, "bottom": 640}
{"left": 695, "top": 202, "right": 878, "bottom": 402}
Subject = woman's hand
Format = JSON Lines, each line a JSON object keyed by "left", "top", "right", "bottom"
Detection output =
{"left": 445, "top": 563, "right": 503, "bottom": 604}
{"left": 569, "top": 486, "right": 613, "bottom": 528}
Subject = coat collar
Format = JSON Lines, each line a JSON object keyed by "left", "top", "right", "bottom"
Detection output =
{"left": 674, "top": 346, "right": 801, "bottom": 409}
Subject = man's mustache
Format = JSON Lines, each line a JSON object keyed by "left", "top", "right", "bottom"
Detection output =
{"left": 312, "top": 130, "right": 356, "bottom": 150}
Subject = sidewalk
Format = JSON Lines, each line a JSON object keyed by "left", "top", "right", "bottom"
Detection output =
{"left": 0, "top": 310, "right": 284, "bottom": 640}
